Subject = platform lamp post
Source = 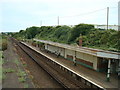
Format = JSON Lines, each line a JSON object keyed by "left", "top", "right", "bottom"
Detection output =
{"left": 40, "top": 20, "right": 42, "bottom": 27}
{"left": 58, "top": 16, "right": 59, "bottom": 26}
{"left": 73, "top": 51, "right": 77, "bottom": 66}
{"left": 119, "top": 1, "right": 120, "bottom": 31}
{"left": 106, "top": 7, "right": 109, "bottom": 31}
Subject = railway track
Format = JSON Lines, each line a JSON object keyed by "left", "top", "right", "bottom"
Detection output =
{"left": 11, "top": 38, "right": 92, "bottom": 89}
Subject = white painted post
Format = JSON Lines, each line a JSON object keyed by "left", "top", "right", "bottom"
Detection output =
{"left": 58, "top": 47, "right": 60, "bottom": 55}
{"left": 73, "top": 51, "right": 76, "bottom": 66}
{"left": 46, "top": 44, "right": 48, "bottom": 52}
{"left": 47, "top": 44, "right": 48, "bottom": 50}
{"left": 73, "top": 55, "right": 76, "bottom": 62}
{"left": 57, "top": 47, "right": 60, "bottom": 57}
{"left": 36, "top": 42, "right": 38, "bottom": 47}
{"left": 107, "top": 59, "right": 111, "bottom": 81}
{"left": 64, "top": 48, "right": 67, "bottom": 58}
{"left": 44, "top": 44, "right": 46, "bottom": 49}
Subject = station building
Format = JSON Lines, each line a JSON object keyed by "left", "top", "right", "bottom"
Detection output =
{"left": 34, "top": 39, "right": 120, "bottom": 76}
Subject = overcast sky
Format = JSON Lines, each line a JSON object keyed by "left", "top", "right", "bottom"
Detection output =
{"left": 0, "top": 0, "right": 119, "bottom": 32}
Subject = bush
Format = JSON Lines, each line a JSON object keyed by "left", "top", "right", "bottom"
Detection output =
{"left": 2, "top": 39, "right": 7, "bottom": 51}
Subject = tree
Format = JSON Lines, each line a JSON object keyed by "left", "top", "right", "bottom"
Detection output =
{"left": 25, "top": 26, "right": 39, "bottom": 39}
{"left": 53, "top": 25, "right": 71, "bottom": 42}
{"left": 68, "top": 24, "right": 94, "bottom": 42}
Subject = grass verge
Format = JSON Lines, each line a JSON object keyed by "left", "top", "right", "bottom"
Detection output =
{"left": 17, "top": 69, "right": 26, "bottom": 83}
{"left": 3, "top": 68, "right": 15, "bottom": 73}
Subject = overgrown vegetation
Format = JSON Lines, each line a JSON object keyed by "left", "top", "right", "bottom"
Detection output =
{"left": 24, "top": 84, "right": 29, "bottom": 88}
{"left": 1, "top": 33, "right": 8, "bottom": 51}
{"left": 11, "top": 24, "right": 120, "bottom": 52}
{"left": 13, "top": 59, "right": 20, "bottom": 66}
{"left": 17, "top": 69, "right": 26, "bottom": 77}
{"left": 17, "top": 69, "right": 26, "bottom": 83}
{"left": 18, "top": 77, "right": 26, "bottom": 83}
{"left": 0, "top": 51, "right": 3, "bottom": 80}
{"left": 3, "top": 68, "right": 15, "bottom": 73}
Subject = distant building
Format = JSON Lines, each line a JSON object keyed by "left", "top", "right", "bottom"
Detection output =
{"left": 69, "top": 24, "right": 118, "bottom": 31}
{"left": 48, "top": 24, "right": 118, "bottom": 30}
{"left": 94, "top": 25, "right": 118, "bottom": 31}
{"left": 118, "top": 1, "right": 120, "bottom": 30}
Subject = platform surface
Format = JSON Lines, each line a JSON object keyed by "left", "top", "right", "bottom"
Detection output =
{"left": 22, "top": 42, "right": 119, "bottom": 89}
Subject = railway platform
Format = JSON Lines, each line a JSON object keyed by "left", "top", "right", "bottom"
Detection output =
{"left": 22, "top": 42, "right": 119, "bottom": 89}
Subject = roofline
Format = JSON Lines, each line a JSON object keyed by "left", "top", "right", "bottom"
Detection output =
{"left": 34, "top": 39, "right": 120, "bottom": 59}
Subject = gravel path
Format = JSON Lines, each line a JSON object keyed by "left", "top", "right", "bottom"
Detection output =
{"left": 2, "top": 38, "right": 34, "bottom": 88}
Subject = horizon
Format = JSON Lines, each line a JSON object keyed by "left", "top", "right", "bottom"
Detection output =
{"left": 1, "top": 23, "right": 119, "bottom": 33}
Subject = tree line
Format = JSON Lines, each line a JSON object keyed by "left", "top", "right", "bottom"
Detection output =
{"left": 11, "top": 24, "right": 120, "bottom": 52}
